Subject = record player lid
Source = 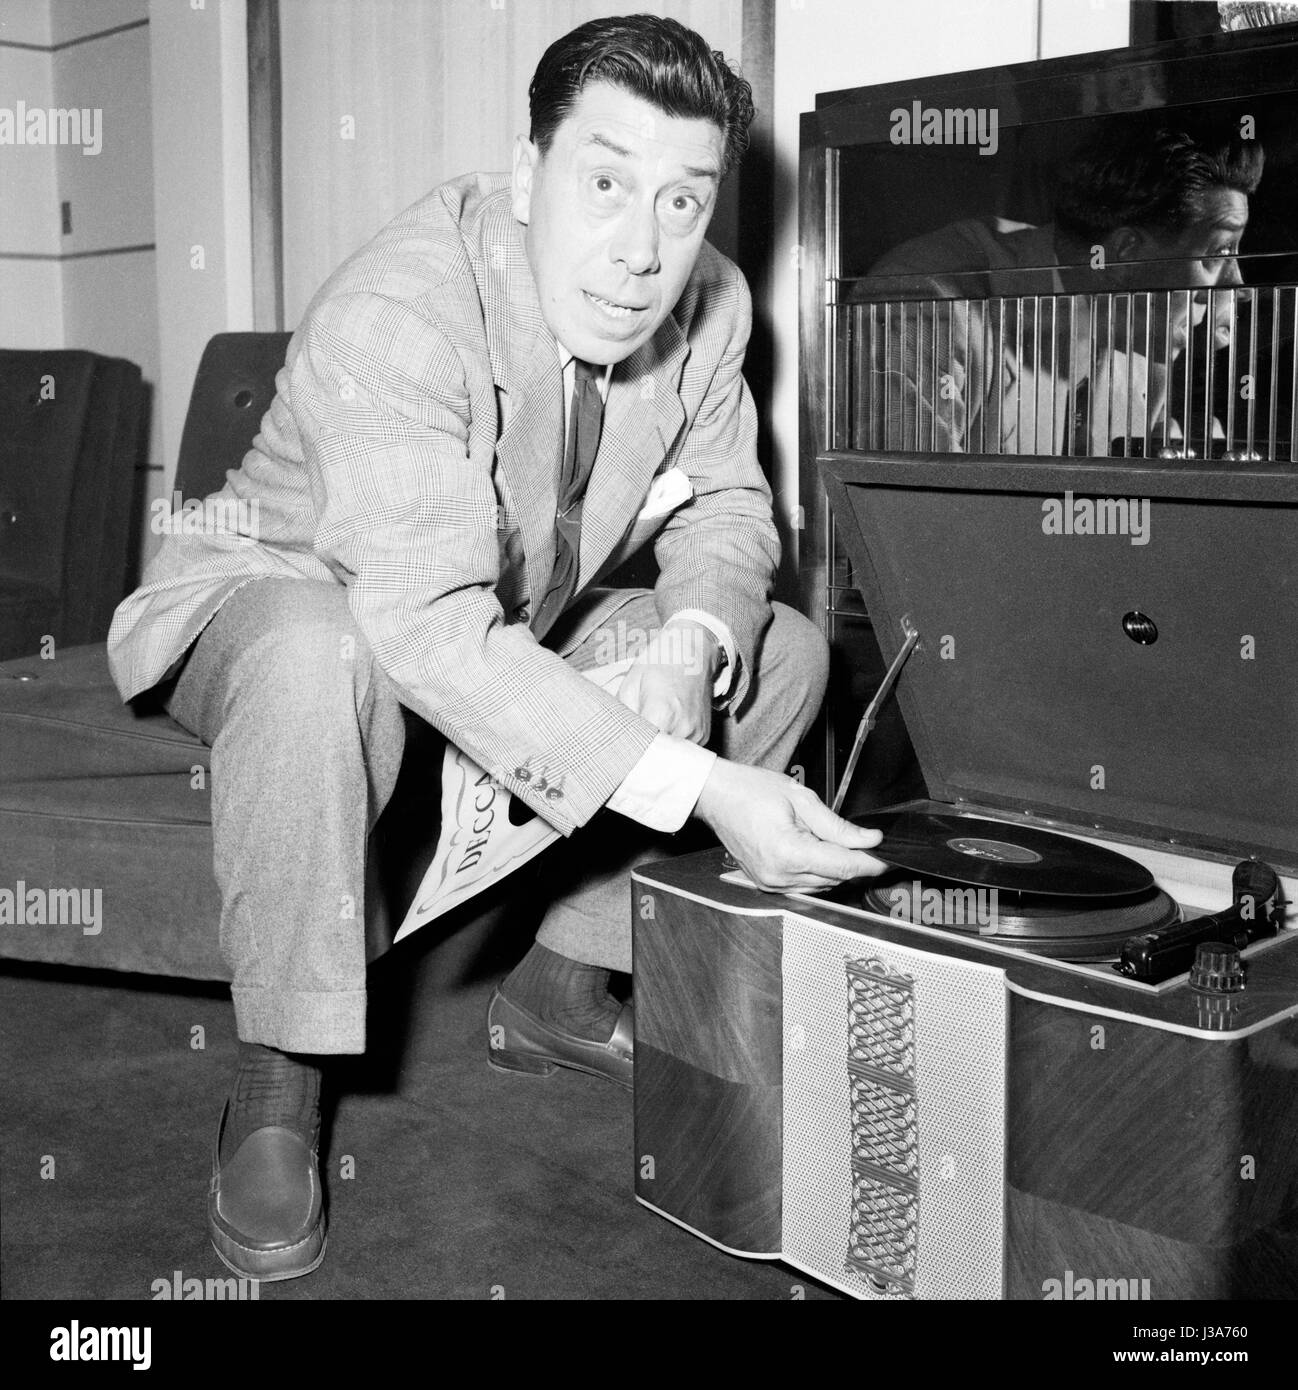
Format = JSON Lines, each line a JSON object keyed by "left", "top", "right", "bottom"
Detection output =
{"left": 821, "top": 455, "right": 1298, "bottom": 872}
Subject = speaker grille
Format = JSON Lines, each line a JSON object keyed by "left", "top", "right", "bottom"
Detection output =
{"left": 847, "top": 959, "right": 915, "bottom": 1078}
{"left": 848, "top": 1170, "right": 918, "bottom": 1293}
{"left": 844, "top": 957, "right": 920, "bottom": 1293}
{"left": 782, "top": 913, "right": 1008, "bottom": 1300}
{"left": 849, "top": 1071, "right": 918, "bottom": 1178}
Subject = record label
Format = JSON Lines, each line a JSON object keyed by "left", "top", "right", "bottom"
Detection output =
{"left": 945, "top": 837, "right": 1043, "bottom": 865}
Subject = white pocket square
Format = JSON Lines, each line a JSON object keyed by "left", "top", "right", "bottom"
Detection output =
{"left": 636, "top": 467, "right": 693, "bottom": 520}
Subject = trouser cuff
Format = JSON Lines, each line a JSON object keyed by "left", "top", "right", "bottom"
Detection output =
{"left": 231, "top": 985, "right": 368, "bottom": 1054}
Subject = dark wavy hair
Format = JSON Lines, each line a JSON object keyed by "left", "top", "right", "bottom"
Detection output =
{"left": 1053, "top": 119, "right": 1265, "bottom": 242}
{"left": 528, "top": 14, "right": 755, "bottom": 179}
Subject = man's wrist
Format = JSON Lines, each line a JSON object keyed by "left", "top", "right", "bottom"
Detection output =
{"left": 660, "top": 615, "right": 724, "bottom": 682}
{"left": 692, "top": 754, "right": 729, "bottom": 831}
{"left": 664, "top": 609, "right": 737, "bottom": 701}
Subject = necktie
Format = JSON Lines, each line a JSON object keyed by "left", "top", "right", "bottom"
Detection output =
{"left": 533, "top": 358, "right": 605, "bottom": 636}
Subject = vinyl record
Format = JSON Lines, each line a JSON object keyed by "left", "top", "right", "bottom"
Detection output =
{"left": 854, "top": 809, "right": 1154, "bottom": 897}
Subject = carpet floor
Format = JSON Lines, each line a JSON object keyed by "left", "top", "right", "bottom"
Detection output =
{"left": 0, "top": 921, "right": 841, "bottom": 1302}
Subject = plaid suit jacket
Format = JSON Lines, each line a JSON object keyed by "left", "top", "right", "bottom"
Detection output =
{"left": 107, "top": 173, "right": 780, "bottom": 833}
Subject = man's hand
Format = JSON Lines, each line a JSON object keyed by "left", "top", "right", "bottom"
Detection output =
{"left": 615, "top": 617, "right": 720, "bottom": 745}
{"left": 695, "top": 759, "right": 888, "bottom": 891}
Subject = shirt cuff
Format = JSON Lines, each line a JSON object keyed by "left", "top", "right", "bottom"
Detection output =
{"left": 665, "top": 608, "right": 738, "bottom": 701}
{"left": 606, "top": 732, "right": 716, "bottom": 833}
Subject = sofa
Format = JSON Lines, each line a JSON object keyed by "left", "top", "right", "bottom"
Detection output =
{"left": 0, "top": 333, "right": 447, "bottom": 980}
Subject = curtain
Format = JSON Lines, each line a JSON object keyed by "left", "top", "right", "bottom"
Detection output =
{"left": 279, "top": 0, "right": 752, "bottom": 328}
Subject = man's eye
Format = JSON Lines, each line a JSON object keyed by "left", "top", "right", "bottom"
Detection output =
{"left": 663, "top": 192, "right": 702, "bottom": 227}
{"left": 592, "top": 175, "right": 619, "bottom": 197}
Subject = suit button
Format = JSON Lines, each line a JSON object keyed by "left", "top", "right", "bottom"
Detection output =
{"left": 514, "top": 767, "right": 531, "bottom": 782}
{"left": 514, "top": 604, "right": 530, "bottom": 622}
{"left": 545, "top": 787, "right": 563, "bottom": 802}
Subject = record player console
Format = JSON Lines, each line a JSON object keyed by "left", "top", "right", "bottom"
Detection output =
{"left": 632, "top": 455, "right": 1298, "bottom": 1300}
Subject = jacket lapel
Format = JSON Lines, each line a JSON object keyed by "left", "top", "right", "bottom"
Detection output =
{"left": 480, "top": 204, "right": 562, "bottom": 614}
{"left": 579, "top": 319, "right": 688, "bottom": 586}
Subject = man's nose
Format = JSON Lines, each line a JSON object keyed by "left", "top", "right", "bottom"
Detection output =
{"left": 611, "top": 202, "right": 660, "bottom": 275}
{"left": 1215, "top": 257, "right": 1244, "bottom": 288}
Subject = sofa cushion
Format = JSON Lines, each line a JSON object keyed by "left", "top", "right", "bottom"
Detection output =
{"left": 0, "top": 644, "right": 226, "bottom": 979}
{"left": 0, "top": 643, "right": 210, "bottom": 817}
{"left": 176, "top": 332, "right": 291, "bottom": 499}
{"left": 0, "top": 351, "right": 147, "bottom": 657}
{"left": 60, "top": 356, "right": 147, "bottom": 643}
{"left": 0, "top": 355, "right": 95, "bottom": 594}
{"left": 0, "top": 642, "right": 452, "bottom": 981}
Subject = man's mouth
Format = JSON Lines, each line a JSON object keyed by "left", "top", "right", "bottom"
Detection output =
{"left": 584, "top": 290, "right": 646, "bottom": 321}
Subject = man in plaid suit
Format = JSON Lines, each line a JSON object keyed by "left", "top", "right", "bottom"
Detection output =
{"left": 108, "top": 15, "right": 884, "bottom": 1281}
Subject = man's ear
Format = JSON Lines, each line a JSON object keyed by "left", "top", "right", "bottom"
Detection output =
{"left": 512, "top": 135, "right": 538, "bottom": 224}
{"left": 1109, "top": 225, "right": 1145, "bottom": 266}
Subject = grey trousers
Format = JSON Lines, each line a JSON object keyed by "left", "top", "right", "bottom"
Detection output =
{"left": 166, "top": 577, "right": 827, "bottom": 1053}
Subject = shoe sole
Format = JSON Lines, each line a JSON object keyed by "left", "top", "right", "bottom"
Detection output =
{"left": 486, "top": 1045, "right": 558, "bottom": 1078}
{"left": 209, "top": 1219, "right": 327, "bottom": 1283}
{"left": 486, "top": 1044, "right": 631, "bottom": 1091}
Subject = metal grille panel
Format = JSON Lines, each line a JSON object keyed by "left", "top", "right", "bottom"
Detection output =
{"left": 831, "top": 285, "right": 1298, "bottom": 462}
{"left": 781, "top": 913, "right": 1008, "bottom": 1300}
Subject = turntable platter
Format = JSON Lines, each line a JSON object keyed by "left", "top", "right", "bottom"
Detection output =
{"left": 859, "top": 874, "right": 1180, "bottom": 960}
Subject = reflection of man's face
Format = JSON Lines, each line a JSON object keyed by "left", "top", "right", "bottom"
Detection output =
{"left": 1115, "top": 187, "right": 1250, "bottom": 351}
{"left": 511, "top": 82, "right": 724, "bottom": 366}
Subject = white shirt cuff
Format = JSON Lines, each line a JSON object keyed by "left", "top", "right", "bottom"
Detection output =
{"left": 665, "top": 609, "right": 737, "bottom": 700}
{"left": 606, "top": 732, "right": 716, "bottom": 833}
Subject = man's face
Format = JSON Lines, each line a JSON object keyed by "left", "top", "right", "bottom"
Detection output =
{"left": 512, "top": 81, "right": 725, "bottom": 365}
{"left": 1115, "top": 187, "right": 1250, "bottom": 350}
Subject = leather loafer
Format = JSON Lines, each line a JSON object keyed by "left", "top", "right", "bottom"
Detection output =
{"left": 208, "top": 1102, "right": 326, "bottom": 1282}
{"left": 486, "top": 989, "right": 633, "bottom": 1090}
